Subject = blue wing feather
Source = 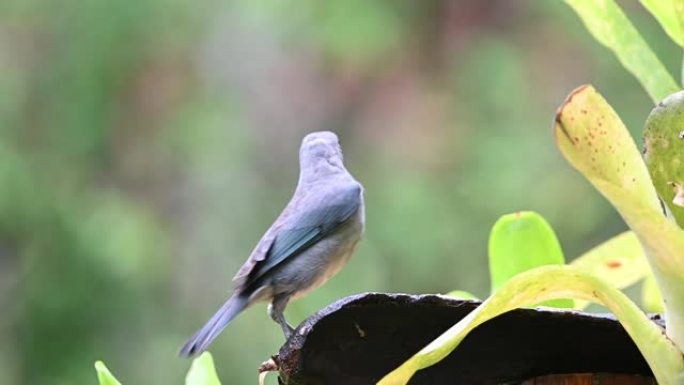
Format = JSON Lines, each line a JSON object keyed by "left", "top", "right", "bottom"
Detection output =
{"left": 245, "top": 183, "right": 361, "bottom": 286}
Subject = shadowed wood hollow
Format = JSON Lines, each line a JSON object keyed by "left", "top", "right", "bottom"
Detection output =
{"left": 273, "top": 293, "right": 662, "bottom": 385}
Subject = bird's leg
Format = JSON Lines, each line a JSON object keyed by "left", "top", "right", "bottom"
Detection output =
{"left": 268, "top": 295, "right": 294, "bottom": 339}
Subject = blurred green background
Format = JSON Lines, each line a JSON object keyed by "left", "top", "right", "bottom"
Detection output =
{"left": 0, "top": 1, "right": 678, "bottom": 384}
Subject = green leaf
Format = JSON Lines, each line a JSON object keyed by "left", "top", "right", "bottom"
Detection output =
{"left": 570, "top": 231, "right": 650, "bottom": 309}
{"left": 377, "top": 266, "right": 684, "bottom": 385}
{"left": 488, "top": 211, "right": 572, "bottom": 308}
{"left": 644, "top": 90, "right": 684, "bottom": 227}
{"left": 640, "top": 0, "right": 683, "bottom": 46}
{"left": 571, "top": 231, "right": 648, "bottom": 287}
{"left": 642, "top": 273, "right": 666, "bottom": 313}
{"left": 185, "top": 352, "right": 222, "bottom": 385}
{"left": 445, "top": 290, "right": 479, "bottom": 301}
{"left": 94, "top": 361, "right": 122, "bottom": 385}
{"left": 554, "top": 84, "right": 684, "bottom": 351}
{"left": 565, "top": 0, "right": 679, "bottom": 103}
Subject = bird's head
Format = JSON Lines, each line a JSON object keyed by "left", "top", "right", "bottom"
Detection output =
{"left": 298, "top": 131, "right": 345, "bottom": 182}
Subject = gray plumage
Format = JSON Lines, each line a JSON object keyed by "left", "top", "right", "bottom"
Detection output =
{"left": 180, "top": 131, "right": 365, "bottom": 357}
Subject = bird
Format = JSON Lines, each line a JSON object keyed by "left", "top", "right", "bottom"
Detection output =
{"left": 179, "top": 131, "right": 365, "bottom": 357}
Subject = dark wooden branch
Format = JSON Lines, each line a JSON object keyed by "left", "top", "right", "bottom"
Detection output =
{"left": 274, "top": 293, "right": 662, "bottom": 385}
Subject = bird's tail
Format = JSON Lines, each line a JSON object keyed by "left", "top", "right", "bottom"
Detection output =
{"left": 179, "top": 293, "right": 249, "bottom": 357}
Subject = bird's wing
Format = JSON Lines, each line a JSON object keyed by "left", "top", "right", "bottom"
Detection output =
{"left": 235, "top": 183, "right": 361, "bottom": 291}
{"left": 232, "top": 217, "right": 286, "bottom": 290}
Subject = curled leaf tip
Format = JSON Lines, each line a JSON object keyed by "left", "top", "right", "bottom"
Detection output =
{"left": 562, "top": 84, "right": 591, "bottom": 107}
{"left": 555, "top": 85, "right": 593, "bottom": 143}
{"left": 556, "top": 85, "right": 590, "bottom": 118}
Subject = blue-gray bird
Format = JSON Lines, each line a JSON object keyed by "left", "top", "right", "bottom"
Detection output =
{"left": 179, "top": 131, "right": 365, "bottom": 357}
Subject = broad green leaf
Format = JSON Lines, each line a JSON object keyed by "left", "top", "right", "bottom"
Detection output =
{"left": 640, "top": 0, "right": 683, "bottom": 46}
{"left": 571, "top": 231, "right": 648, "bottom": 287}
{"left": 565, "top": 0, "right": 679, "bottom": 103}
{"left": 570, "top": 231, "right": 649, "bottom": 309}
{"left": 554, "top": 84, "right": 684, "bottom": 350}
{"left": 377, "top": 266, "right": 684, "bottom": 385}
{"left": 644, "top": 90, "right": 684, "bottom": 227}
{"left": 642, "top": 273, "right": 665, "bottom": 313}
{"left": 185, "top": 352, "right": 222, "bottom": 385}
{"left": 641, "top": 0, "right": 684, "bottom": 83}
{"left": 95, "top": 361, "right": 122, "bottom": 385}
{"left": 445, "top": 290, "right": 479, "bottom": 301}
{"left": 488, "top": 211, "right": 572, "bottom": 308}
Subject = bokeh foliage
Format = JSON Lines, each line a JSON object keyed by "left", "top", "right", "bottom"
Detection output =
{"left": 0, "top": 1, "right": 678, "bottom": 384}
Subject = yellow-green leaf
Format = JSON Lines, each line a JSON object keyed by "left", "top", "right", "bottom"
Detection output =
{"left": 554, "top": 84, "right": 684, "bottom": 350}
{"left": 642, "top": 274, "right": 665, "bottom": 313}
{"left": 445, "top": 290, "right": 479, "bottom": 301}
{"left": 640, "top": 0, "right": 683, "bottom": 46}
{"left": 570, "top": 231, "right": 650, "bottom": 309}
{"left": 488, "top": 211, "right": 572, "bottom": 308}
{"left": 95, "top": 361, "right": 122, "bottom": 385}
{"left": 565, "top": 0, "right": 679, "bottom": 103}
{"left": 185, "top": 352, "right": 222, "bottom": 385}
{"left": 644, "top": 90, "right": 684, "bottom": 227}
{"left": 377, "top": 266, "right": 684, "bottom": 385}
{"left": 554, "top": 85, "right": 661, "bottom": 214}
